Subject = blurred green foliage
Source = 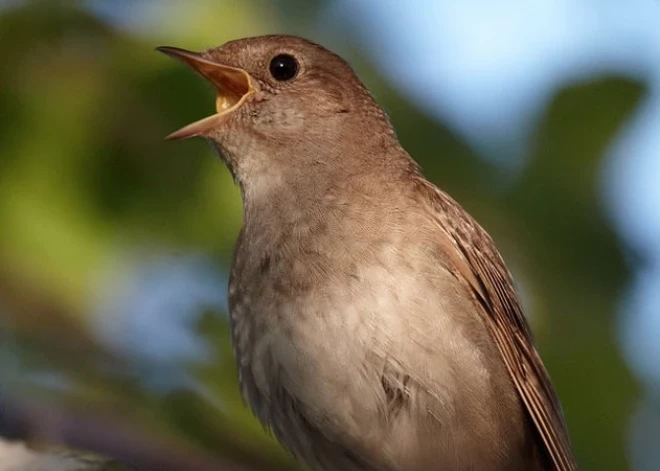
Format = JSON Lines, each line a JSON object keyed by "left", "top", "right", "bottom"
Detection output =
{"left": 0, "top": 1, "right": 646, "bottom": 470}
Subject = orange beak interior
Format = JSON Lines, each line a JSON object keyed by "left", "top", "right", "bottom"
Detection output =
{"left": 157, "top": 46, "right": 256, "bottom": 140}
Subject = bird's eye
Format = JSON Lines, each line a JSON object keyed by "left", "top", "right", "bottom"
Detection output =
{"left": 269, "top": 54, "right": 299, "bottom": 81}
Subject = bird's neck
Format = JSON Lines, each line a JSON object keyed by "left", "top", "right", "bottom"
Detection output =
{"left": 240, "top": 155, "right": 356, "bottom": 230}
{"left": 215, "top": 109, "right": 419, "bottom": 243}
{"left": 238, "top": 141, "right": 416, "bottom": 230}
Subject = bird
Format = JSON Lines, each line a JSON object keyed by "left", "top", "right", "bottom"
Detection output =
{"left": 158, "top": 35, "right": 577, "bottom": 471}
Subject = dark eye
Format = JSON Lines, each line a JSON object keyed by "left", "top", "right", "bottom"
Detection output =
{"left": 269, "top": 54, "right": 299, "bottom": 81}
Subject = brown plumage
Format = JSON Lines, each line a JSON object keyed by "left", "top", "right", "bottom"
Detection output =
{"left": 159, "top": 35, "right": 577, "bottom": 471}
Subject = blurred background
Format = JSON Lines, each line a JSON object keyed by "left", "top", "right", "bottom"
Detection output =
{"left": 0, "top": 0, "right": 659, "bottom": 470}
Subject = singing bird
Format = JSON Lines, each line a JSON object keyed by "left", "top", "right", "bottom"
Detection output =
{"left": 158, "top": 35, "right": 577, "bottom": 471}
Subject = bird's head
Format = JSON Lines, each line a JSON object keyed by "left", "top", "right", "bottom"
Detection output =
{"left": 158, "top": 35, "right": 396, "bottom": 188}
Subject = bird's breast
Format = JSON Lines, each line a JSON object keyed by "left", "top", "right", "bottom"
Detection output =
{"left": 227, "top": 200, "right": 528, "bottom": 470}
{"left": 228, "top": 222, "right": 498, "bottom": 432}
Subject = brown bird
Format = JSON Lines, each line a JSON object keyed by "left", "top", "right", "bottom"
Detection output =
{"left": 158, "top": 35, "right": 577, "bottom": 471}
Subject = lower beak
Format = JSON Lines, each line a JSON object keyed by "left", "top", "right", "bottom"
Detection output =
{"left": 157, "top": 46, "right": 256, "bottom": 140}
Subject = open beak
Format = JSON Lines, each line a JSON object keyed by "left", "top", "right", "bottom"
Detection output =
{"left": 157, "top": 46, "right": 256, "bottom": 140}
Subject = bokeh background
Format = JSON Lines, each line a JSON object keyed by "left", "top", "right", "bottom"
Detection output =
{"left": 1, "top": 0, "right": 659, "bottom": 470}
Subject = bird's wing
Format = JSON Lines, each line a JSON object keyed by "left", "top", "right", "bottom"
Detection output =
{"left": 417, "top": 179, "right": 577, "bottom": 471}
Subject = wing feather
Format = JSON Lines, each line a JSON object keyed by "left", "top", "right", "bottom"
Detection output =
{"left": 416, "top": 178, "right": 577, "bottom": 471}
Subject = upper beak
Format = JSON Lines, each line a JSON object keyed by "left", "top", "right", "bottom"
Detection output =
{"left": 157, "top": 46, "right": 256, "bottom": 140}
